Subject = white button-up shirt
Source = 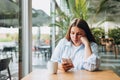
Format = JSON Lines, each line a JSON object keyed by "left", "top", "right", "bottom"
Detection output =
{"left": 51, "top": 38, "right": 100, "bottom": 71}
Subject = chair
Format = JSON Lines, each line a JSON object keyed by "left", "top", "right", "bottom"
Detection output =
{"left": 100, "top": 38, "right": 106, "bottom": 52}
{"left": 105, "top": 38, "right": 115, "bottom": 52}
{"left": 2, "top": 46, "right": 16, "bottom": 61}
{"left": 0, "top": 57, "right": 11, "bottom": 80}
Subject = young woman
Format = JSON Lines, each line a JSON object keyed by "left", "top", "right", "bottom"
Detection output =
{"left": 51, "top": 18, "right": 100, "bottom": 72}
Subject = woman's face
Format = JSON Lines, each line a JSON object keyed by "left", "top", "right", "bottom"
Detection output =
{"left": 70, "top": 26, "right": 86, "bottom": 46}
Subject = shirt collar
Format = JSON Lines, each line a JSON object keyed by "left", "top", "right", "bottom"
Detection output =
{"left": 65, "top": 40, "right": 71, "bottom": 46}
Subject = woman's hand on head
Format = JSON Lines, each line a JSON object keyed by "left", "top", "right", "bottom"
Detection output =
{"left": 80, "top": 37, "right": 89, "bottom": 46}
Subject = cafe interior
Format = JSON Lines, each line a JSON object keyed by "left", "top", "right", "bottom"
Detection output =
{"left": 0, "top": 0, "right": 120, "bottom": 80}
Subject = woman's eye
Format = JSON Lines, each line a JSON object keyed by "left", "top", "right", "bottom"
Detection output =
{"left": 77, "top": 34, "right": 81, "bottom": 35}
{"left": 71, "top": 32, "right": 74, "bottom": 35}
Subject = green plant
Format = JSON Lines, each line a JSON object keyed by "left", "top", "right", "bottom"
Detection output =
{"left": 108, "top": 28, "right": 120, "bottom": 44}
{"left": 52, "top": 0, "right": 88, "bottom": 43}
{"left": 91, "top": 27, "right": 104, "bottom": 44}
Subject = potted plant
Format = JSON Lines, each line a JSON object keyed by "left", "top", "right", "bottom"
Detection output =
{"left": 91, "top": 27, "right": 105, "bottom": 45}
{"left": 108, "top": 27, "right": 120, "bottom": 58}
{"left": 108, "top": 27, "right": 120, "bottom": 45}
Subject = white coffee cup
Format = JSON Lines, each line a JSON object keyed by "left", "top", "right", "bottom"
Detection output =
{"left": 47, "top": 61, "right": 58, "bottom": 74}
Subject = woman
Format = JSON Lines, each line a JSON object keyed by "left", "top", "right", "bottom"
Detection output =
{"left": 51, "top": 18, "right": 100, "bottom": 72}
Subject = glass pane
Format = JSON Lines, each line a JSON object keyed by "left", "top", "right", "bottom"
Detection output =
{"left": 0, "top": 0, "right": 20, "bottom": 79}
{"left": 32, "top": 0, "right": 51, "bottom": 70}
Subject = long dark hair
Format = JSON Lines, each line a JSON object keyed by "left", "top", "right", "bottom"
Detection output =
{"left": 65, "top": 18, "right": 96, "bottom": 42}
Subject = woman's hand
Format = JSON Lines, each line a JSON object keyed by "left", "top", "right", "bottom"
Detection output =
{"left": 59, "top": 59, "right": 74, "bottom": 72}
{"left": 62, "top": 61, "right": 74, "bottom": 72}
{"left": 80, "top": 37, "right": 89, "bottom": 46}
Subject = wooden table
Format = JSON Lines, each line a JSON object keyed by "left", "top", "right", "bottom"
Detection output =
{"left": 21, "top": 69, "right": 120, "bottom": 80}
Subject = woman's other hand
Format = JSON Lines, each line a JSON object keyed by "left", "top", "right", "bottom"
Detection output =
{"left": 62, "top": 61, "right": 74, "bottom": 72}
{"left": 58, "top": 59, "right": 74, "bottom": 72}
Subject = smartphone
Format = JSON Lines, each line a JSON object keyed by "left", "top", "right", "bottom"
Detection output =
{"left": 62, "top": 58, "right": 74, "bottom": 67}
{"left": 62, "top": 58, "right": 72, "bottom": 64}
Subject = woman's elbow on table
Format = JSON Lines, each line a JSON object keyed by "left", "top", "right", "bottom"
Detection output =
{"left": 83, "top": 63, "right": 99, "bottom": 72}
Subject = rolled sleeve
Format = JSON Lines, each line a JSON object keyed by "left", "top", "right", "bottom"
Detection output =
{"left": 83, "top": 54, "right": 100, "bottom": 71}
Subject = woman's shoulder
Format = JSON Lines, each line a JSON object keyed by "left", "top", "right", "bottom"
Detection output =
{"left": 59, "top": 37, "right": 69, "bottom": 43}
{"left": 90, "top": 42, "right": 98, "bottom": 47}
{"left": 60, "top": 38, "right": 68, "bottom": 42}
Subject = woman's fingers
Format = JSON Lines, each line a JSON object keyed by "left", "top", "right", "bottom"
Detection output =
{"left": 62, "top": 62, "right": 73, "bottom": 71}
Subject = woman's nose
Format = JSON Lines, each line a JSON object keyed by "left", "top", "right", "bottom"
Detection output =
{"left": 74, "top": 34, "right": 77, "bottom": 38}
